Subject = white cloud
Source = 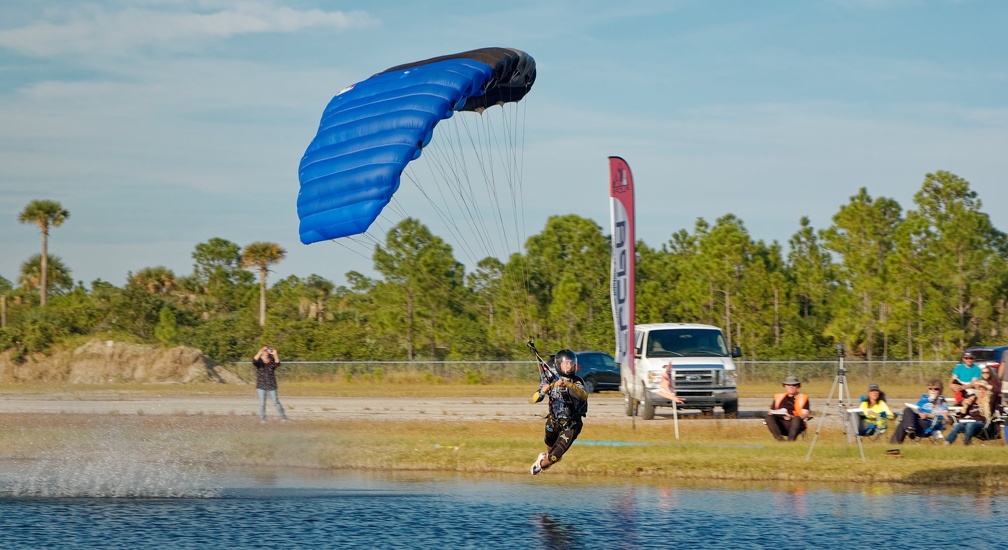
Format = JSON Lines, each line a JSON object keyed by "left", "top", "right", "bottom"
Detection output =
{"left": 0, "top": 1, "right": 376, "bottom": 58}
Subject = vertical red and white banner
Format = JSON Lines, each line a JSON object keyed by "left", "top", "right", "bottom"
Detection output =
{"left": 608, "top": 156, "right": 636, "bottom": 375}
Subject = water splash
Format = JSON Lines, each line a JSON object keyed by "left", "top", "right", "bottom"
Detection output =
{"left": 2, "top": 416, "right": 221, "bottom": 498}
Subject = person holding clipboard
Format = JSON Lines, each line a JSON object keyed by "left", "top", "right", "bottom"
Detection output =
{"left": 765, "top": 375, "right": 810, "bottom": 441}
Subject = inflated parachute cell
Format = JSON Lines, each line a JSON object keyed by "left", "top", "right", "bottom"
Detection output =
{"left": 297, "top": 47, "right": 536, "bottom": 244}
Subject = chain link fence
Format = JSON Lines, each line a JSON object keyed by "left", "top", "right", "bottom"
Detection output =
{"left": 229, "top": 359, "right": 953, "bottom": 386}
{"left": 736, "top": 360, "right": 951, "bottom": 386}
{"left": 228, "top": 361, "right": 542, "bottom": 385}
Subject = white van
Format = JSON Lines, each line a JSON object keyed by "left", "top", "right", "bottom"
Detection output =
{"left": 621, "top": 323, "right": 740, "bottom": 419}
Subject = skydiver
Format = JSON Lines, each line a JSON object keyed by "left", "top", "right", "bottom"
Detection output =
{"left": 530, "top": 349, "right": 589, "bottom": 475}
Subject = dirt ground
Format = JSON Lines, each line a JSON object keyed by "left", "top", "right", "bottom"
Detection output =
{"left": 0, "top": 392, "right": 772, "bottom": 424}
{"left": 0, "top": 340, "right": 881, "bottom": 429}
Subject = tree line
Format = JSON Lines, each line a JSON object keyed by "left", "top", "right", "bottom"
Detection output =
{"left": 2, "top": 170, "right": 1006, "bottom": 365}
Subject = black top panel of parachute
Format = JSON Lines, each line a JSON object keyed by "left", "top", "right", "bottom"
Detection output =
{"left": 375, "top": 47, "right": 536, "bottom": 111}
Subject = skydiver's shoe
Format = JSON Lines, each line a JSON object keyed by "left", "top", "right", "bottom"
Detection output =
{"left": 530, "top": 452, "right": 546, "bottom": 475}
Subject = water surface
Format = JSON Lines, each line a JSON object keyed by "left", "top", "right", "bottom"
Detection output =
{"left": 1, "top": 467, "right": 1003, "bottom": 548}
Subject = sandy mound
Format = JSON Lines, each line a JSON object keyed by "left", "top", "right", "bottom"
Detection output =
{"left": 0, "top": 339, "right": 245, "bottom": 384}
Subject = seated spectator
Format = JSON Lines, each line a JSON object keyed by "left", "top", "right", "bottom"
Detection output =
{"left": 856, "top": 383, "right": 894, "bottom": 436}
{"left": 765, "top": 375, "right": 810, "bottom": 441}
{"left": 945, "top": 383, "right": 1005, "bottom": 445}
{"left": 949, "top": 352, "right": 982, "bottom": 404}
{"left": 890, "top": 379, "right": 949, "bottom": 444}
{"left": 978, "top": 366, "right": 1002, "bottom": 408}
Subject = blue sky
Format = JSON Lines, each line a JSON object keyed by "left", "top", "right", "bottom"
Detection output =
{"left": 2, "top": 0, "right": 1006, "bottom": 288}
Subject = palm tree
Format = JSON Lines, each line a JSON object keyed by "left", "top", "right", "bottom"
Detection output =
{"left": 128, "top": 266, "right": 177, "bottom": 295}
{"left": 19, "top": 254, "right": 74, "bottom": 297}
{"left": 241, "top": 242, "right": 287, "bottom": 326}
{"left": 18, "top": 200, "right": 69, "bottom": 307}
{"left": 305, "top": 274, "right": 334, "bottom": 322}
{"left": 0, "top": 274, "right": 12, "bottom": 328}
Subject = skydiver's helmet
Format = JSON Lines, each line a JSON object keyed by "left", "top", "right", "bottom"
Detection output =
{"left": 554, "top": 349, "right": 579, "bottom": 378}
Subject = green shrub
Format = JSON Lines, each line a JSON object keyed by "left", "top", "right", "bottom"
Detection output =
{"left": 464, "top": 369, "right": 484, "bottom": 385}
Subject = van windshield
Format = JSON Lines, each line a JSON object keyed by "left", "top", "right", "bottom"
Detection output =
{"left": 646, "top": 329, "right": 729, "bottom": 357}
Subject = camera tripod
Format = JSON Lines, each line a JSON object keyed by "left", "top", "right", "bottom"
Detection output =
{"left": 805, "top": 343, "right": 865, "bottom": 462}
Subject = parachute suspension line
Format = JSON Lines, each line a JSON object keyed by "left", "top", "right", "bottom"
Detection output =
{"left": 503, "top": 105, "right": 537, "bottom": 344}
{"left": 453, "top": 111, "right": 516, "bottom": 262}
{"left": 402, "top": 109, "right": 516, "bottom": 268}
{"left": 465, "top": 113, "right": 516, "bottom": 270}
{"left": 503, "top": 98, "right": 537, "bottom": 342}
{"left": 355, "top": 186, "right": 489, "bottom": 317}
{"left": 330, "top": 235, "right": 375, "bottom": 265}
{"left": 406, "top": 120, "right": 496, "bottom": 268}
{"left": 492, "top": 101, "right": 528, "bottom": 252}
{"left": 476, "top": 104, "right": 537, "bottom": 344}
{"left": 450, "top": 105, "right": 530, "bottom": 341}
{"left": 516, "top": 98, "right": 530, "bottom": 251}
{"left": 415, "top": 114, "right": 536, "bottom": 344}
{"left": 464, "top": 101, "right": 536, "bottom": 343}
{"left": 331, "top": 204, "right": 417, "bottom": 272}
{"left": 326, "top": 203, "right": 389, "bottom": 264}
{"left": 426, "top": 113, "right": 491, "bottom": 262}
{"left": 406, "top": 103, "right": 536, "bottom": 345}
{"left": 365, "top": 195, "right": 481, "bottom": 315}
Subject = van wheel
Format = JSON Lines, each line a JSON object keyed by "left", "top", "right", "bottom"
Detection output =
{"left": 641, "top": 388, "right": 655, "bottom": 420}
{"left": 624, "top": 393, "right": 637, "bottom": 416}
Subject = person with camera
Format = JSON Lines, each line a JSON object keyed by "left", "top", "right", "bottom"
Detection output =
{"left": 765, "top": 375, "right": 810, "bottom": 441}
{"left": 253, "top": 345, "right": 287, "bottom": 423}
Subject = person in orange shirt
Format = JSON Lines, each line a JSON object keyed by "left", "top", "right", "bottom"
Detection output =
{"left": 765, "top": 375, "right": 810, "bottom": 441}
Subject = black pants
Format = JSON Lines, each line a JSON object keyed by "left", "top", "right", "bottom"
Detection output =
{"left": 765, "top": 414, "right": 805, "bottom": 441}
{"left": 544, "top": 417, "right": 583, "bottom": 464}
{"left": 889, "top": 408, "right": 934, "bottom": 443}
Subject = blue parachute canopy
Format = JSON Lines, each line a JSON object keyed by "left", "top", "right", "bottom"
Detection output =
{"left": 297, "top": 47, "right": 536, "bottom": 244}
